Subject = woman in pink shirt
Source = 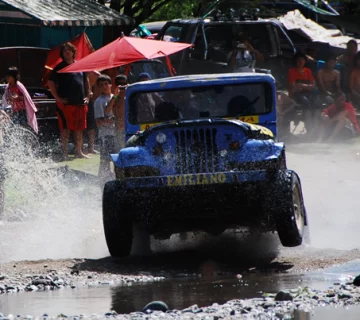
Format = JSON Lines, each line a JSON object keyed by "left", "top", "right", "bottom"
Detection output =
{"left": 2, "top": 67, "right": 38, "bottom": 133}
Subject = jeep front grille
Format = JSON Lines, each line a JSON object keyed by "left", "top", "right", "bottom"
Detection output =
{"left": 174, "top": 128, "right": 219, "bottom": 174}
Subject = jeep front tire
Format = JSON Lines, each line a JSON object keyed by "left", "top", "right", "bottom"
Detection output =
{"left": 273, "top": 170, "right": 306, "bottom": 247}
{"left": 103, "top": 181, "right": 133, "bottom": 257}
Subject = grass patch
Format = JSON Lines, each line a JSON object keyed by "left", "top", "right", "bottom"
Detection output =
{"left": 61, "top": 154, "right": 100, "bottom": 176}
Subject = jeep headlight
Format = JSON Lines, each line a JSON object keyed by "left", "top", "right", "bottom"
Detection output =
{"left": 156, "top": 132, "right": 167, "bottom": 144}
{"left": 219, "top": 150, "right": 228, "bottom": 157}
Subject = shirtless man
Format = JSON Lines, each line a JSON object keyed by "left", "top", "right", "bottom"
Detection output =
{"left": 349, "top": 52, "right": 360, "bottom": 110}
{"left": 338, "top": 39, "right": 358, "bottom": 93}
{"left": 317, "top": 55, "right": 342, "bottom": 102}
{"left": 105, "top": 74, "right": 128, "bottom": 151}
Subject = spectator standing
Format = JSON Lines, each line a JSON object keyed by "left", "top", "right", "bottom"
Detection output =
{"left": 86, "top": 71, "right": 101, "bottom": 154}
{"left": 93, "top": 75, "right": 116, "bottom": 179}
{"left": 105, "top": 74, "right": 128, "bottom": 151}
{"left": 337, "top": 39, "right": 358, "bottom": 71}
{"left": 337, "top": 39, "right": 358, "bottom": 93}
{"left": 48, "top": 42, "right": 92, "bottom": 160}
{"left": 2, "top": 67, "right": 38, "bottom": 133}
{"left": 227, "top": 33, "right": 263, "bottom": 73}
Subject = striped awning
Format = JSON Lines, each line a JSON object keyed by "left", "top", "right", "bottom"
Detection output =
{"left": 0, "top": 0, "right": 135, "bottom": 27}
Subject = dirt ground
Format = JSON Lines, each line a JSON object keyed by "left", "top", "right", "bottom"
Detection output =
{"left": 1, "top": 247, "right": 360, "bottom": 285}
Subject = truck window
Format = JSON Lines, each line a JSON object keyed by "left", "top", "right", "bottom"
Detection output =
{"left": 128, "top": 82, "right": 272, "bottom": 124}
{"left": 192, "top": 25, "right": 233, "bottom": 62}
{"left": 239, "top": 24, "right": 276, "bottom": 56}
{"left": 161, "top": 25, "right": 184, "bottom": 42}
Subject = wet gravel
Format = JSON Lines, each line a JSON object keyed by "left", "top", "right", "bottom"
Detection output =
{"left": 1, "top": 255, "right": 360, "bottom": 319}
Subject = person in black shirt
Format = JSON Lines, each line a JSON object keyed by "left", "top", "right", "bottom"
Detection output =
{"left": 48, "top": 42, "right": 92, "bottom": 160}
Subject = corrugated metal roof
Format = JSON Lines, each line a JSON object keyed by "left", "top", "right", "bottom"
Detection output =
{"left": 0, "top": 0, "right": 135, "bottom": 26}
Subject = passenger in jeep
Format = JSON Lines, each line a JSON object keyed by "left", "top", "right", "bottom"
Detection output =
{"left": 163, "top": 89, "right": 199, "bottom": 119}
{"left": 2, "top": 67, "right": 38, "bottom": 133}
{"left": 136, "top": 73, "right": 163, "bottom": 122}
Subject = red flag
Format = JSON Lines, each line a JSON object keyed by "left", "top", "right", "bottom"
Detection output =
{"left": 43, "top": 32, "right": 94, "bottom": 86}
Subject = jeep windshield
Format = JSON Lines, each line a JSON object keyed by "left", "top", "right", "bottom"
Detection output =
{"left": 128, "top": 82, "right": 272, "bottom": 124}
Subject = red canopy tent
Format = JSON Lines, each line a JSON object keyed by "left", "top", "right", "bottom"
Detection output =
{"left": 58, "top": 36, "right": 193, "bottom": 74}
{"left": 42, "top": 33, "right": 94, "bottom": 85}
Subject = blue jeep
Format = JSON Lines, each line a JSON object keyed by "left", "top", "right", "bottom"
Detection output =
{"left": 103, "top": 73, "right": 308, "bottom": 257}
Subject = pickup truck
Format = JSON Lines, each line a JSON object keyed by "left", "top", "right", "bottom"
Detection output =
{"left": 155, "top": 17, "right": 297, "bottom": 86}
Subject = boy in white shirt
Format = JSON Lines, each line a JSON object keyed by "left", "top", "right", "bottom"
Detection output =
{"left": 94, "top": 74, "right": 115, "bottom": 179}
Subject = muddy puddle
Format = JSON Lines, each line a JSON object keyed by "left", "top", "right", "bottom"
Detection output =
{"left": 1, "top": 260, "right": 360, "bottom": 318}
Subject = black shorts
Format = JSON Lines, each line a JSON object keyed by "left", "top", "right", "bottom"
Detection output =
{"left": 86, "top": 100, "right": 97, "bottom": 130}
{"left": 100, "top": 135, "right": 115, "bottom": 161}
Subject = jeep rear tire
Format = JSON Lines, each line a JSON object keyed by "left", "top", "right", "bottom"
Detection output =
{"left": 103, "top": 181, "right": 133, "bottom": 258}
{"left": 273, "top": 170, "right": 306, "bottom": 247}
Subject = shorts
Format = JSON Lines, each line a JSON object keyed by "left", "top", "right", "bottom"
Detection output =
{"left": 86, "top": 100, "right": 97, "bottom": 130}
{"left": 56, "top": 102, "right": 88, "bottom": 131}
{"left": 11, "top": 109, "right": 27, "bottom": 126}
{"left": 100, "top": 135, "right": 116, "bottom": 161}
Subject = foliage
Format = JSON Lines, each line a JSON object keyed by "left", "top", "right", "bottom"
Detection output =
{"left": 98, "top": 0, "right": 360, "bottom": 26}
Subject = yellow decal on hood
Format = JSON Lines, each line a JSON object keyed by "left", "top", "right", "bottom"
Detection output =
{"left": 167, "top": 173, "right": 227, "bottom": 186}
{"left": 247, "top": 123, "right": 274, "bottom": 137}
{"left": 237, "top": 115, "right": 259, "bottom": 123}
{"left": 140, "top": 122, "right": 161, "bottom": 131}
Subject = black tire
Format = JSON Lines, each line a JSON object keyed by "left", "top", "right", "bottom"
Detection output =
{"left": 273, "top": 170, "right": 306, "bottom": 247}
{"left": 103, "top": 181, "right": 133, "bottom": 258}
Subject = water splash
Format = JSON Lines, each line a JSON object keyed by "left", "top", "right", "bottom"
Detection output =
{"left": 0, "top": 133, "right": 108, "bottom": 262}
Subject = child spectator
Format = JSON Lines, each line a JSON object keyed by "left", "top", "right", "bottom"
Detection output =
{"left": 2, "top": 67, "right": 38, "bottom": 133}
{"left": 94, "top": 75, "right": 115, "bottom": 180}
{"left": 317, "top": 92, "right": 360, "bottom": 142}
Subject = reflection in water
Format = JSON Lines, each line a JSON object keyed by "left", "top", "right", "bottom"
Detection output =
{"left": 110, "top": 272, "right": 323, "bottom": 314}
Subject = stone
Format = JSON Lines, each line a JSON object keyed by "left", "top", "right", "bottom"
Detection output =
{"left": 275, "top": 290, "right": 293, "bottom": 301}
{"left": 142, "top": 301, "right": 169, "bottom": 313}
{"left": 353, "top": 275, "right": 360, "bottom": 287}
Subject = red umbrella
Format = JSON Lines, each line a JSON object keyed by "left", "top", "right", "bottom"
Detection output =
{"left": 59, "top": 36, "right": 193, "bottom": 73}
